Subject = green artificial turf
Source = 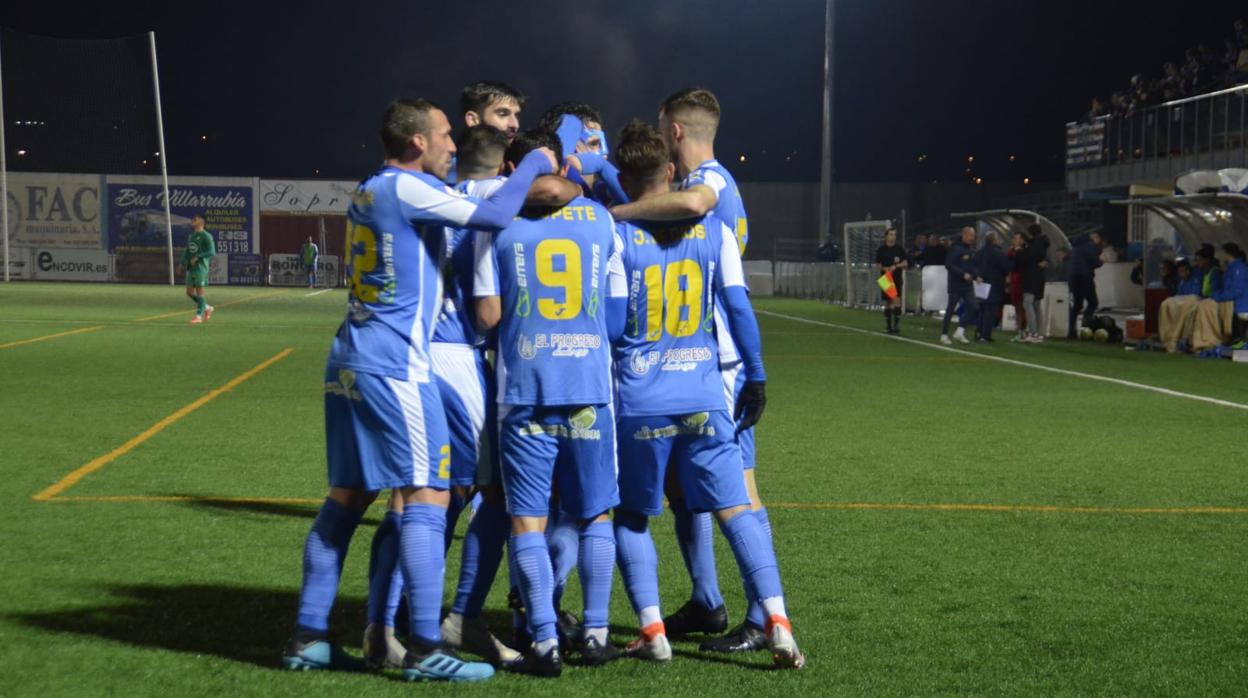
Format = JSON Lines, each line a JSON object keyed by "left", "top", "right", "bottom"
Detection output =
{"left": 1, "top": 283, "right": 1246, "bottom": 696}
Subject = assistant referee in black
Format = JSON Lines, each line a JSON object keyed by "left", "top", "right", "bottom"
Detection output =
{"left": 875, "top": 226, "right": 908, "bottom": 334}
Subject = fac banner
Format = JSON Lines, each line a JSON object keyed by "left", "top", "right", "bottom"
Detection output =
{"left": 105, "top": 176, "right": 258, "bottom": 254}
{"left": 3, "top": 172, "right": 104, "bottom": 249}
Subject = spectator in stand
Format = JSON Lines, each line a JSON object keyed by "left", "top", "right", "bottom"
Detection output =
{"left": 1159, "top": 259, "right": 1202, "bottom": 352}
{"left": 923, "top": 237, "right": 949, "bottom": 266}
{"left": 1006, "top": 232, "right": 1026, "bottom": 341}
{"left": 940, "top": 227, "right": 979, "bottom": 346}
{"left": 1086, "top": 97, "right": 1107, "bottom": 122}
{"left": 1067, "top": 232, "right": 1103, "bottom": 338}
{"left": 816, "top": 237, "right": 840, "bottom": 262}
{"left": 1161, "top": 62, "right": 1183, "bottom": 101}
{"left": 973, "top": 232, "right": 1011, "bottom": 343}
{"left": 1019, "top": 223, "right": 1050, "bottom": 342}
{"left": 1191, "top": 243, "right": 1248, "bottom": 351}
{"left": 908, "top": 233, "right": 928, "bottom": 266}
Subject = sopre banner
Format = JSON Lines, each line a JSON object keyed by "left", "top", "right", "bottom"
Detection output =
{"left": 31, "top": 248, "right": 111, "bottom": 281}
{"left": 105, "top": 176, "right": 257, "bottom": 254}
{"left": 229, "top": 253, "right": 265, "bottom": 286}
{"left": 259, "top": 180, "right": 355, "bottom": 215}
{"left": 268, "top": 253, "right": 340, "bottom": 287}
{"left": 4, "top": 172, "right": 104, "bottom": 249}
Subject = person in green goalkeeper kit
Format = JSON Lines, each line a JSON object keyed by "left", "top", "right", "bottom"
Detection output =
{"left": 183, "top": 215, "right": 216, "bottom": 324}
{"left": 300, "top": 236, "right": 320, "bottom": 288}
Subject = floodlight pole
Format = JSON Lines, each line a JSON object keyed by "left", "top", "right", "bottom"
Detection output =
{"left": 149, "top": 31, "right": 174, "bottom": 285}
{"left": 820, "top": 0, "right": 835, "bottom": 296}
{"left": 0, "top": 31, "right": 9, "bottom": 282}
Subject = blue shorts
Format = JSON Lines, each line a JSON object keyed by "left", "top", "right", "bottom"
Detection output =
{"left": 499, "top": 403, "right": 619, "bottom": 521}
{"left": 431, "top": 343, "right": 487, "bottom": 487}
{"left": 721, "top": 362, "right": 756, "bottom": 470}
{"left": 617, "top": 411, "right": 750, "bottom": 516}
{"left": 324, "top": 365, "right": 450, "bottom": 491}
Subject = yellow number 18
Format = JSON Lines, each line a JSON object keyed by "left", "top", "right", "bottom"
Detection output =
{"left": 643, "top": 259, "right": 704, "bottom": 339}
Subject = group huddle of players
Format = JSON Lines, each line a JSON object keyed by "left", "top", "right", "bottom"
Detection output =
{"left": 281, "top": 81, "right": 804, "bottom": 682}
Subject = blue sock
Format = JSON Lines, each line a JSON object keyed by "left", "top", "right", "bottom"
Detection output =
{"left": 400, "top": 503, "right": 447, "bottom": 647}
{"left": 295, "top": 498, "right": 364, "bottom": 634}
{"left": 511, "top": 531, "right": 557, "bottom": 643}
{"left": 613, "top": 511, "right": 659, "bottom": 618}
{"left": 451, "top": 498, "right": 509, "bottom": 617}
{"left": 719, "top": 509, "right": 783, "bottom": 624}
{"left": 547, "top": 510, "right": 579, "bottom": 610}
{"left": 745, "top": 507, "right": 775, "bottom": 627}
{"left": 385, "top": 567, "right": 404, "bottom": 628}
{"left": 444, "top": 488, "right": 468, "bottom": 553}
{"left": 366, "top": 510, "right": 401, "bottom": 626}
{"left": 671, "top": 499, "right": 723, "bottom": 610}
{"left": 579, "top": 519, "right": 615, "bottom": 630}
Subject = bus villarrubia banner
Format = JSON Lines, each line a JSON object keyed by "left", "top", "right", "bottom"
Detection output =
{"left": 105, "top": 175, "right": 258, "bottom": 283}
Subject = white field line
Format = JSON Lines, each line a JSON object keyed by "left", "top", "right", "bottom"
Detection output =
{"left": 306, "top": 289, "right": 331, "bottom": 297}
{"left": 756, "top": 309, "right": 1248, "bottom": 413}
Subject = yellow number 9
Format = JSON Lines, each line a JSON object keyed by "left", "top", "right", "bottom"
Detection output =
{"left": 535, "top": 239, "right": 583, "bottom": 320}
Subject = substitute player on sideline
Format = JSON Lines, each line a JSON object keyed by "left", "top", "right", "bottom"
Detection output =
{"left": 184, "top": 215, "right": 216, "bottom": 324}
{"left": 609, "top": 120, "right": 803, "bottom": 668}
{"left": 475, "top": 129, "right": 628, "bottom": 677}
{"left": 282, "top": 98, "right": 555, "bottom": 682}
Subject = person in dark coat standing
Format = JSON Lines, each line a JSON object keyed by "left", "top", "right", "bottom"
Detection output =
{"left": 940, "top": 226, "right": 979, "bottom": 345}
{"left": 1067, "top": 232, "right": 1103, "bottom": 338}
{"left": 973, "top": 232, "right": 1012, "bottom": 342}
{"left": 1019, "top": 223, "right": 1050, "bottom": 341}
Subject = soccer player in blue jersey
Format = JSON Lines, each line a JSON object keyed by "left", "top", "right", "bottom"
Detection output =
{"left": 611, "top": 87, "right": 776, "bottom": 654}
{"left": 609, "top": 119, "right": 803, "bottom": 668}
{"left": 461, "top": 81, "right": 524, "bottom": 143}
{"left": 282, "top": 98, "right": 556, "bottom": 682}
{"left": 437, "top": 125, "right": 524, "bottom": 665}
{"left": 474, "top": 128, "right": 628, "bottom": 677}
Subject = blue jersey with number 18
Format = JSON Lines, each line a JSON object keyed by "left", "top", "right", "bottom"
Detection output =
{"left": 614, "top": 215, "right": 745, "bottom": 417}
{"left": 474, "top": 197, "right": 626, "bottom": 406}
{"left": 331, "top": 167, "right": 490, "bottom": 382}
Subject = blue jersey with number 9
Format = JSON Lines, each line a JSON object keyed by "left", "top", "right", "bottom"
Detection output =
{"left": 614, "top": 215, "right": 745, "bottom": 417}
{"left": 474, "top": 197, "right": 626, "bottom": 406}
{"left": 330, "top": 167, "right": 492, "bottom": 382}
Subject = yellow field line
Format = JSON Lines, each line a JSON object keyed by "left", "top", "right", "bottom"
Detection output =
{"left": 768, "top": 501, "right": 1248, "bottom": 515}
{"left": 135, "top": 290, "right": 288, "bottom": 322}
{"left": 36, "top": 494, "right": 1248, "bottom": 516}
{"left": 0, "top": 325, "right": 105, "bottom": 350}
{"left": 31, "top": 348, "right": 296, "bottom": 502}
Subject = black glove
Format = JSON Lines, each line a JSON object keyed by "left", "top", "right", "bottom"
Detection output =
{"left": 734, "top": 381, "right": 766, "bottom": 433}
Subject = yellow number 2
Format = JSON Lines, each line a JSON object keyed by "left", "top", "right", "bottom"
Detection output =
{"left": 346, "top": 220, "right": 379, "bottom": 303}
{"left": 437, "top": 444, "right": 451, "bottom": 480}
{"left": 535, "top": 239, "right": 583, "bottom": 320}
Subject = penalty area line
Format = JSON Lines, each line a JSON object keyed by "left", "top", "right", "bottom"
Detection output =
{"left": 756, "top": 309, "right": 1248, "bottom": 413}
{"left": 31, "top": 348, "right": 296, "bottom": 502}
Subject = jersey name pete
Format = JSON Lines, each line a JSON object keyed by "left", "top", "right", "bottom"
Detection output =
{"left": 544, "top": 205, "right": 598, "bottom": 222}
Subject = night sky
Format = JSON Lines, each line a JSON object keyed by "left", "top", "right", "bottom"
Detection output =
{"left": 2, "top": 0, "right": 1244, "bottom": 183}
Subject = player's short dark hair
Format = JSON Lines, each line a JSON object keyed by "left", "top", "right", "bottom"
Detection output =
{"left": 614, "top": 119, "right": 668, "bottom": 184}
{"left": 660, "top": 87, "right": 721, "bottom": 139}
{"left": 460, "top": 81, "right": 526, "bottom": 118}
{"left": 380, "top": 98, "right": 440, "bottom": 159}
{"left": 1224, "top": 242, "right": 1246, "bottom": 260}
{"left": 1175, "top": 258, "right": 1191, "bottom": 270}
{"left": 504, "top": 128, "right": 562, "bottom": 171}
{"left": 456, "top": 125, "right": 509, "bottom": 176}
{"left": 537, "top": 102, "right": 603, "bottom": 132}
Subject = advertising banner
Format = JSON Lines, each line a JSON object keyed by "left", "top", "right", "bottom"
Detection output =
{"left": 5, "top": 247, "right": 33, "bottom": 280}
{"left": 228, "top": 253, "right": 265, "bottom": 286}
{"left": 3, "top": 173, "right": 104, "bottom": 249}
{"left": 268, "top": 253, "right": 340, "bottom": 287}
{"left": 105, "top": 176, "right": 257, "bottom": 254}
{"left": 30, "top": 248, "right": 111, "bottom": 282}
{"left": 259, "top": 180, "right": 355, "bottom": 215}
{"left": 209, "top": 253, "right": 229, "bottom": 286}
